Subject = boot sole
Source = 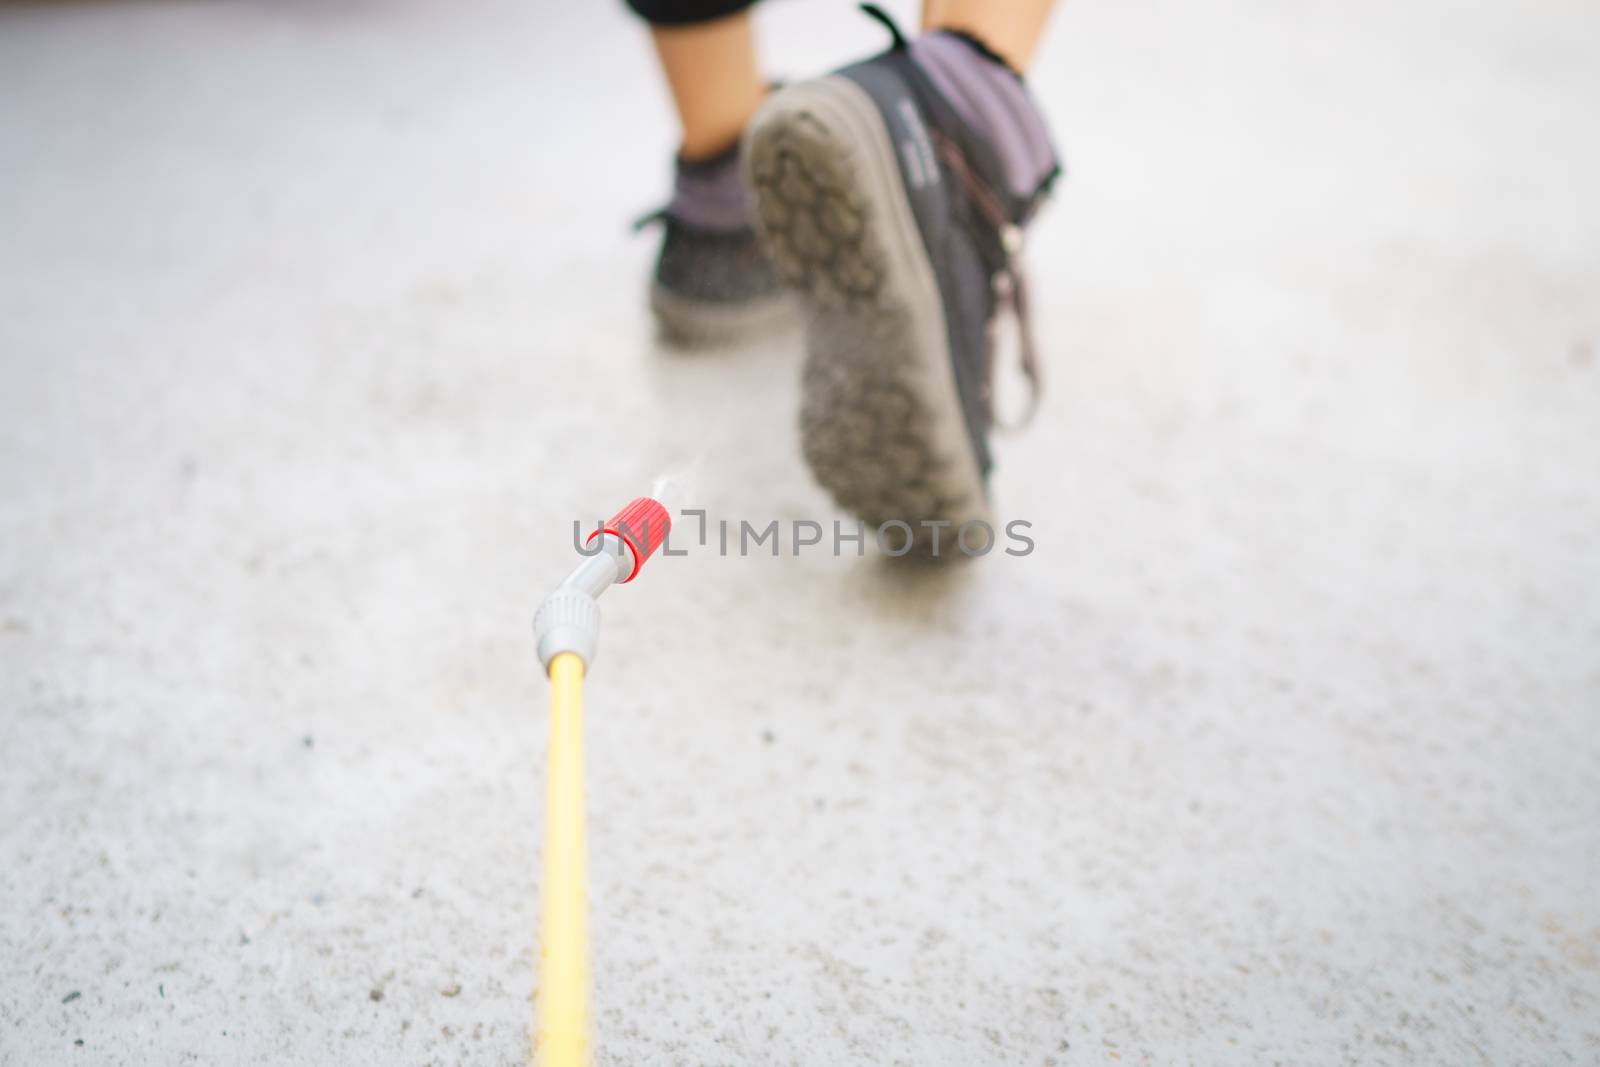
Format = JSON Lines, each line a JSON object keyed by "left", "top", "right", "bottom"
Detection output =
{"left": 742, "top": 76, "right": 990, "bottom": 547}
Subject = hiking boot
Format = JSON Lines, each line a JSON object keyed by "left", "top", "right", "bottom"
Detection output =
{"left": 742, "top": 6, "right": 1059, "bottom": 546}
{"left": 639, "top": 142, "right": 793, "bottom": 346}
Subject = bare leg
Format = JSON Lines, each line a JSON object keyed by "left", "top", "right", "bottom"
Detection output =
{"left": 920, "top": 0, "right": 1058, "bottom": 72}
{"left": 650, "top": 11, "right": 765, "bottom": 160}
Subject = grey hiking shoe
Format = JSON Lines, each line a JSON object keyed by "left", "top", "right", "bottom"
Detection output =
{"left": 742, "top": 6, "right": 1058, "bottom": 545}
{"left": 638, "top": 143, "right": 793, "bottom": 346}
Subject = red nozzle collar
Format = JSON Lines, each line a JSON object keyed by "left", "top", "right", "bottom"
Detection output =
{"left": 584, "top": 497, "right": 672, "bottom": 582}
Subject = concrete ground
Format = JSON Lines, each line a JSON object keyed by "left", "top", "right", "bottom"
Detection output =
{"left": 2, "top": 0, "right": 1597, "bottom": 1064}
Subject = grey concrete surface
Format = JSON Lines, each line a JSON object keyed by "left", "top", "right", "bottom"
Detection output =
{"left": 2, "top": 1, "right": 1598, "bottom": 1064}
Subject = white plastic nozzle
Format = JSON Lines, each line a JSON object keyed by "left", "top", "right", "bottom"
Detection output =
{"left": 533, "top": 534, "right": 628, "bottom": 673}
{"left": 534, "top": 586, "right": 602, "bottom": 674}
{"left": 533, "top": 498, "right": 674, "bottom": 675}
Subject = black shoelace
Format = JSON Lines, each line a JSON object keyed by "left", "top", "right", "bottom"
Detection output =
{"left": 929, "top": 126, "right": 1044, "bottom": 432}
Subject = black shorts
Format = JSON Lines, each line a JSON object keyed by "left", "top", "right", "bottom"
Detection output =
{"left": 625, "top": 0, "right": 759, "bottom": 27}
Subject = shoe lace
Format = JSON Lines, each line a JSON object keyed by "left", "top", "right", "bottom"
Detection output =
{"left": 928, "top": 126, "right": 1043, "bottom": 431}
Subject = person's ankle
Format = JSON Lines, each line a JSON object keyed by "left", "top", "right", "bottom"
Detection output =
{"left": 925, "top": 27, "right": 1023, "bottom": 77}
{"left": 667, "top": 141, "right": 752, "bottom": 231}
{"left": 908, "top": 30, "right": 1059, "bottom": 209}
{"left": 677, "top": 129, "right": 745, "bottom": 164}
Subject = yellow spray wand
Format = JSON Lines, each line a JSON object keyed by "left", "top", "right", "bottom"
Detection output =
{"left": 531, "top": 497, "right": 672, "bottom": 1067}
{"left": 537, "top": 650, "right": 591, "bottom": 1066}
